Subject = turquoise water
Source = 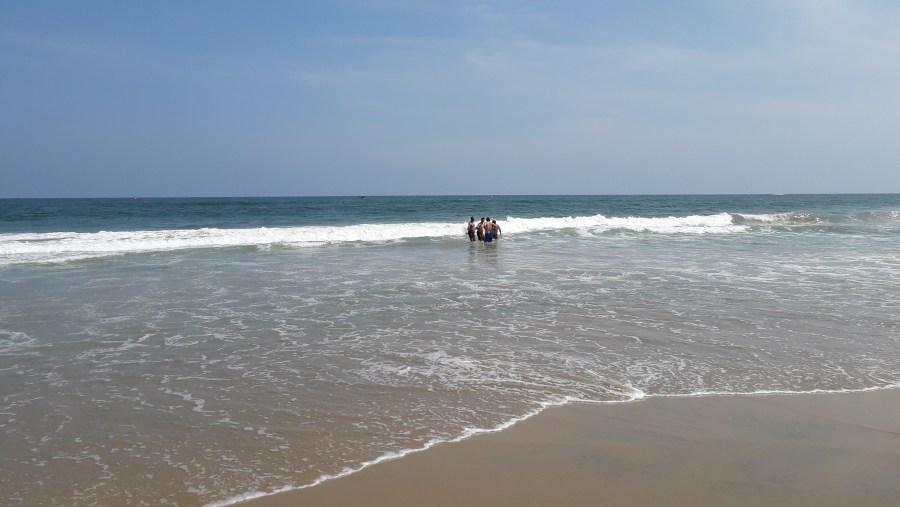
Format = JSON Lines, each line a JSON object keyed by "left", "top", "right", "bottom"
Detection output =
{"left": 1, "top": 194, "right": 899, "bottom": 506}
{"left": 3, "top": 194, "right": 899, "bottom": 233}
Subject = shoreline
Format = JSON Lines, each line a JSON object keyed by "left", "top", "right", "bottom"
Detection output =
{"left": 235, "top": 387, "right": 900, "bottom": 507}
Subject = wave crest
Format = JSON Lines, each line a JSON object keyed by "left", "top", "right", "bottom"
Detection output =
{"left": 504, "top": 212, "right": 744, "bottom": 235}
{"left": 730, "top": 212, "right": 821, "bottom": 225}
{"left": 0, "top": 212, "right": 758, "bottom": 266}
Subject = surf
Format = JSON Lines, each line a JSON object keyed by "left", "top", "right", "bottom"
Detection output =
{"left": 4, "top": 204, "right": 899, "bottom": 266}
{"left": 0, "top": 213, "right": 749, "bottom": 265}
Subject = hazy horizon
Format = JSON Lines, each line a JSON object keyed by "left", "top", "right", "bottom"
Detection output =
{"left": 3, "top": 191, "right": 899, "bottom": 201}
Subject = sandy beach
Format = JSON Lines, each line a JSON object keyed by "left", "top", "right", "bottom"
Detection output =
{"left": 243, "top": 389, "right": 900, "bottom": 507}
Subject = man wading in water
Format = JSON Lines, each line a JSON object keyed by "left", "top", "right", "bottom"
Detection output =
{"left": 466, "top": 217, "right": 501, "bottom": 243}
{"left": 483, "top": 217, "right": 495, "bottom": 242}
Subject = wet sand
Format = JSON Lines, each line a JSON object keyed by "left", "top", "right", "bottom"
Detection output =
{"left": 243, "top": 389, "right": 900, "bottom": 507}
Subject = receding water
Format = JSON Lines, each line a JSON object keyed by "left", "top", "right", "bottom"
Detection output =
{"left": 1, "top": 194, "right": 899, "bottom": 505}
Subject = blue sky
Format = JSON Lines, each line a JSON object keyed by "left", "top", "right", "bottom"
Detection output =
{"left": 2, "top": 0, "right": 900, "bottom": 197}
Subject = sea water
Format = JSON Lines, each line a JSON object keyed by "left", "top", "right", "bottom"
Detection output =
{"left": 1, "top": 194, "right": 899, "bottom": 506}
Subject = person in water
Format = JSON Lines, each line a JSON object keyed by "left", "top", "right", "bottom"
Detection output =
{"left": 466, "top": 217, "right": 501, "bottom": 243}
{"left": 484, "top": 217, "right": 494, "bottom": 242}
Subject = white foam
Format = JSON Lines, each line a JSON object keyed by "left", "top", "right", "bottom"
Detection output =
{"left": 650, "top": 383, "right": 900, "bottom": 399}
{"left": 204, "top": 383, "right": 900, "bottom": 507}
{"left": 205, "top": 386, "right": 647, "bottom": 507}
{"left": 0, "top": 223, "right": 461, "bottom": 266}
{"left": 0, "top": 329, "right": 39, "bottom": 354}
{"left": 503, "top": 212, "right": 745, "bottom": 235}
{"left": 0, "top": 213, "right": 750, "bottom": 266}
{"left": 158, "top": 387, "right": 209, "bottom": 413}
{"left": 731, "top": 212, "right": 818, "bottom": 224}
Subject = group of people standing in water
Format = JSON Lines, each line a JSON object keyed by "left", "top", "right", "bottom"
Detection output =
{"left": 466, "top": 216, "right": 501, "bottom": 243}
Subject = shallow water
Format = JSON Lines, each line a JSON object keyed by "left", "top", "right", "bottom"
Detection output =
{"left": 1, "top": 195, "right": 899, "bottom": 505}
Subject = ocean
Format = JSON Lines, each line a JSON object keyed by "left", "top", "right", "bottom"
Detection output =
{"left": 1, "top": 194, "right": 899, "bottom": 506}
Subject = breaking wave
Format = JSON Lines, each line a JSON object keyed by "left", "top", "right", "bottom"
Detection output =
{"left": 2, "top": 210, "right": 895, "bottom": 266}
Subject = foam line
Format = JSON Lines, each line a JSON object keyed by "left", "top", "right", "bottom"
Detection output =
{"left": 205, "top": 382, "right": 900, "bottom": 507}
{"left": 0, "top": 213, "right": 754, "bottom": 266}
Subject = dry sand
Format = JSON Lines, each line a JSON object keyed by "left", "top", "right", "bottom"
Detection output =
{"left": 242, "top": 389, "right": 900, "bottom": 507}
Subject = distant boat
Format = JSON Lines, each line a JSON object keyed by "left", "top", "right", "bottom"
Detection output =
{"left": 357, "top": 196, "right": 366, "bottom": 199}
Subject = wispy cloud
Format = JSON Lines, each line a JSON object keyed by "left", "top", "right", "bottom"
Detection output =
{"left": 4, "top": 31, "right": 111, "bottom": 59}
{"left": 7, "top": 1, "right": 900, "bottom": 194}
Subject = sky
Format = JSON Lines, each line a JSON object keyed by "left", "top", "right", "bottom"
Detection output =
{"left": 2, "top": 0, "right": 900, "bottom": 197}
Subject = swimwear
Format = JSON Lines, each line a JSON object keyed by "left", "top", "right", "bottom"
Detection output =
{"left": 484, "top": 232, "right": 493, "bottom": 242}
